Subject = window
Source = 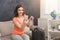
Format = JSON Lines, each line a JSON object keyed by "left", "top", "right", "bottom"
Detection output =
{"left": 45, "top": 0, "right": 58, "bottom": 14}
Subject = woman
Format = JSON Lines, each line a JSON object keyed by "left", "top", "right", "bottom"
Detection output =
{"left": 12, "top": 5, "right": 30, "bottom": 40}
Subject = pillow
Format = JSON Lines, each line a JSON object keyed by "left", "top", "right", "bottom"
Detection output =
{"left": 0, "top": 21, "right": 14, "bottom": 36}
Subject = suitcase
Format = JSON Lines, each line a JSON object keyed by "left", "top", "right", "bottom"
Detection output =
{"left": 32, "top": 28, "right": 45, "bottom": 40}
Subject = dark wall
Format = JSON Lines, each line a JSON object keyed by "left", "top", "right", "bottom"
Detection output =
{"left": 0, "top": 0, "right": 40, "bottom": 25}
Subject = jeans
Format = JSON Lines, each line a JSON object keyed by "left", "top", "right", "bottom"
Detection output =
{"left": 12, "top": 34, "right": 30, "bottom": 40}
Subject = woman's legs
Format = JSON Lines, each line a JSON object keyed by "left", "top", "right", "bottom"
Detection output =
{"left": 21, "top": 34, "right": 30, "bottom": 40}
{"left": 12, "top": 35, "right": 23, "bottom": 40}
{"left": 11, "top": 34, "right": 30, "bottom": 40}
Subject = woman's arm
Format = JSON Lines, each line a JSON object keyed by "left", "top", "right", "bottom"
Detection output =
{"left": 15, "top": 22, "right": 25, "bottom": 29}
{"left": 13, "top": 18, "right": 26, "bottom": 30}
{"left": 25, "top": 16, "right": 34, "bottom": 26}
{"left": 29, "top": 16, "right": 34, "bottom": 21}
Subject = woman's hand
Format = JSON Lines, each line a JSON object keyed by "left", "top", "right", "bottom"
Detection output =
{"left": 23, "top": 18, "right": 30, "bottom": 26}
{"left": 23, "top": 16, "right": 34, "bottom": 27}
{"left": 29, "top": 16, "right": 34, "bottom": 21}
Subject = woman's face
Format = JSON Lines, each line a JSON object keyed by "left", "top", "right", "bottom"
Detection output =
{"left": 17, "top": 7, "right": 24, "bottom": 16}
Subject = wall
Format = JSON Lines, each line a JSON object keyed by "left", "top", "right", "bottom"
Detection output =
{"left": 0, "top": 0, "right": 40, "bottom": 21}
{"left": 0, "top": 0, "right": 40, "bottom": 25}
{"left": 58, "top": 0, "right": 60, "bottom": 14}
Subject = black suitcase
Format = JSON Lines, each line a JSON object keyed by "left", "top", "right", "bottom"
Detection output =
{"left": 32, "top": 28, "right": 45, "bottom": 40}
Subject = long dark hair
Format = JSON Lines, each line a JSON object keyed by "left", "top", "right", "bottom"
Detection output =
{"left": 14, "top": 5, "right": 25, "bottom": 17}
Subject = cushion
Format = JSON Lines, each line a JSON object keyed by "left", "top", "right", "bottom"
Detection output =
{"left": 0, "top": 21, "right": 14, "bottom": 36}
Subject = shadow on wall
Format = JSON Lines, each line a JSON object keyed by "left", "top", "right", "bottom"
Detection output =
{"left": 0, "top": 0, "right": 40, "bottom": 25}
